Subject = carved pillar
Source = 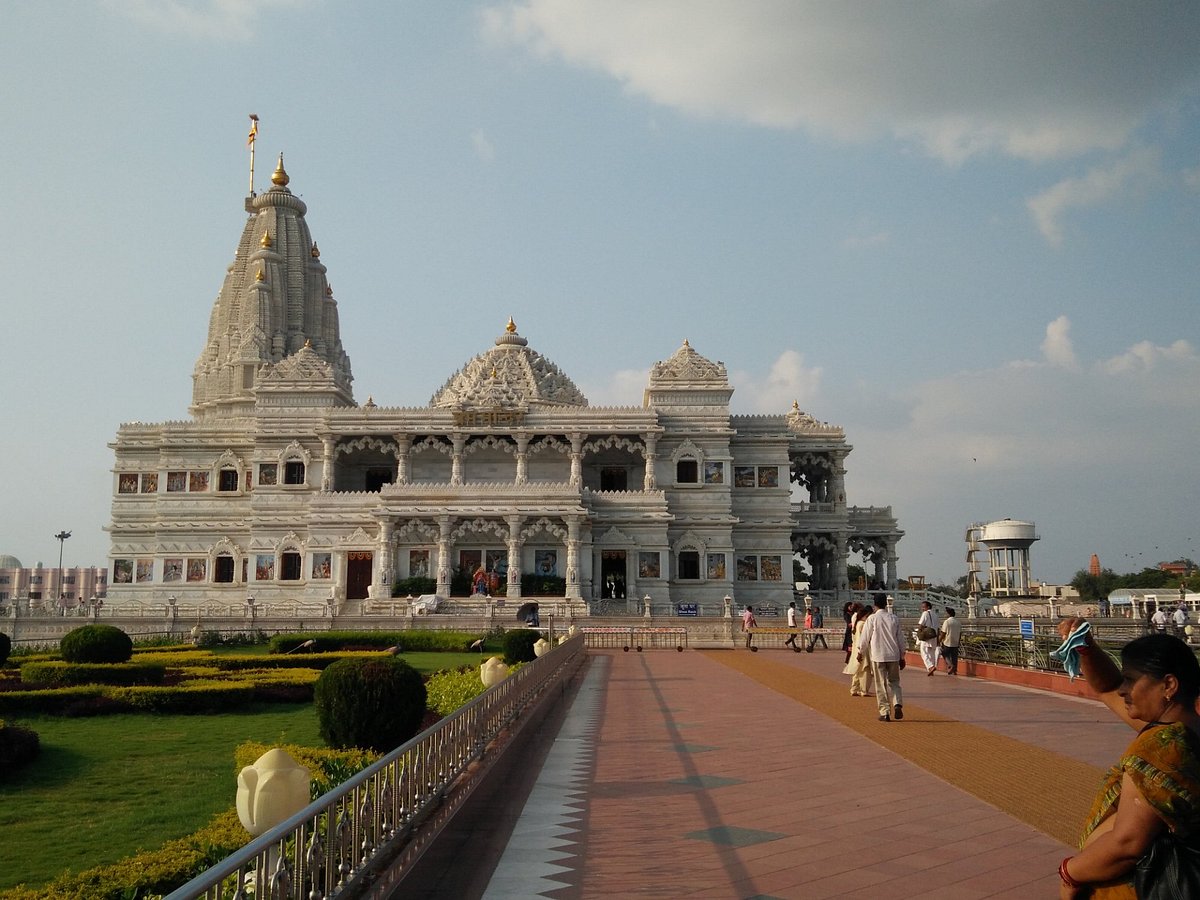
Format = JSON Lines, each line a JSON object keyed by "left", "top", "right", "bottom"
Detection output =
{"left": 506, "top": 514, "right": 525, "bottom": 599}
{"left": 835, "top": 532, "right": 849, "bottom": 593}
{"left": 376, "top": 519, "right": 395, "bottom": 596}
{"left": 643, "top": 434, "right": 658, "bottom": 490}
{"left": 873, "top": 550, "right": 886, "bottom": 587}
{"left": 514, "top": 435, "right": 529, "bottom": 485}
{"left": 886, "top": 541, "right": 899, "bottom": 591}
{"left": 569, "top": 433, "right": 583, "bottom": 487}
{"left": 436, "top": 516, "right": 453, "bottom": 596}
{"left": 320, "top": 436, "right": 335, "bottom": 491}
{"left": 566, "top": 517, "right": 582, "bottom": 600}
{"left": 450, "top": 435, "right": 465, "bottom": 486}
{"left": 831, "top": 450, "right": 847, "bottom": 509}
{"left": 394, "top": 433, "right": 410, "bottom": 485}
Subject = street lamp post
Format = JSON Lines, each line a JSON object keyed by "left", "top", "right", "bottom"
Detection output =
{"left": 54, "top": 530, "right": 72, "bottom": 570}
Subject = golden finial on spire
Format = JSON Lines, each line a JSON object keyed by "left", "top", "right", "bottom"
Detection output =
{"left": 303, "top": 338, "right": 312, "bottom": 349}
{"left": 683, "top": 338, "right": 690, "bottom": 347}
{"left": 506, "top": 317, "right": 517, "bottom": 334}
{"left": 490, "top": 366, "right": 498, "bottom": 378}
{"left": 260, "top": 231, "right": 272, "bottom": 248}
{"left": 271, "top": 154, "right": 289, "bottom": 187}
{"left": 247, "top": 114, "right": 259, "bottom": 196}
{"left": 255, "top": 269, "right": 265, "bottom": 282}
{"left": 326, "top": 285, "right": 333, "bottom": 296}
{"left": 311, "top": 242, "right": 320, "bottom": 258}
{"left": 792, "top": 400, "right": 800, "bottom": 411}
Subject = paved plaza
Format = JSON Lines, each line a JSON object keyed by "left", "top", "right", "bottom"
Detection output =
{"left": 460, "top": 644, "right": 1131, "bottom": 899}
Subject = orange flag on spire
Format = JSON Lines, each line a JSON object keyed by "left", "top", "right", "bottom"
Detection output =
{"left": 247, "top": 114, "right": 259, "bottom": 146}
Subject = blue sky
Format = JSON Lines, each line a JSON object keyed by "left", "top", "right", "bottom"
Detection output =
{"left": 2, "top": 1, "right": 1197, "bottom": 584}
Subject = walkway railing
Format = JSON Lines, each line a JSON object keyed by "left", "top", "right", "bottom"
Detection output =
{"left": 165, "top": 634, "right": 585, "bottom": 900}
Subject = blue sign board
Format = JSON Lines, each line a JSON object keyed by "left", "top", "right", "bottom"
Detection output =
{"left": 1019, "top": 619, "right": 1035, "bottom": 639}
{"left": 676, "top": 603, "right": 698, "bottom": 617}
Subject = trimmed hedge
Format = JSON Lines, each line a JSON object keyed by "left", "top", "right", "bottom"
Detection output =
{"left": 0, "top": 632, "right": 10, "bottom": 666}
{"left": 269, "top": 630, "right": 483, "bottom": 654}
{"left": 502, "top": 628, "right": 541, "bottom": 664}
{"left": 20, "top": 661, "right": 166, "bottom": 688}
{"left": 0, "top": 718, "right": 40, "bottom": 777}
{"left": 425, "top": 666, "right": 487, "bottom": 716}
{"left": 314, "top": 657, "right": 427, "bottom": 752}
{"left": 60, "top": 625, "right": 133, "bottom": 664}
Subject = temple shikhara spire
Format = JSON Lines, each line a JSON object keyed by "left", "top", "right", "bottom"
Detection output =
{"left": 109, "top": 147, "right": 901, "bottom": 612}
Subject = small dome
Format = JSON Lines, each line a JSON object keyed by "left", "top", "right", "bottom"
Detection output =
{"left": 0, "top": 554, "right": 23, "bottom": 569}
{"left": 430, "top": 320, "right": 588, "bottom": 410}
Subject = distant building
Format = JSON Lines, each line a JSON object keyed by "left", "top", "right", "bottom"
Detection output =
{"left": 1159, "top": 560, "right": 1195, "bottom": 578}
{"left": 106, "top": 157, "right": 904, "bottom": 611}
{"left": 0, "top": 554, "right": 108, "bottom": 610}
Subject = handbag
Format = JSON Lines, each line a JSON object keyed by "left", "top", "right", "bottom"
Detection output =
{"left": 1134, "top": 830, "right": 1200, "bottom": 899}
{"left": 917, "top": 625, "right": 937, "bottom": 641}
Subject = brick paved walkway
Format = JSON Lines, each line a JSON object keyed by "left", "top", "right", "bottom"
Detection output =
{"left": 479, "top": 646, "right": 1132, "bottom": 899}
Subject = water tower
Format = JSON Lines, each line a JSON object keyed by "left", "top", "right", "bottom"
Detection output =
{"left": 977, "top": 519, "right": 1039, "bottom": 597}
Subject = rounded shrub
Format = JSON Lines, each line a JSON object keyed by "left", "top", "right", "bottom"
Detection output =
{"left": 314, "top": 657, "right": 427, "bottom": 752}
{"left": 60, "top": 624, "right": 134, "bottom": 663}
{"left": 502, "top": 628, "right": 540, "bottom": 665}
{"left": 0, "top": 720, "right": 40, "bottom": 775}
{"left": 0, "top": 632, "right": 10, "bottom": 666}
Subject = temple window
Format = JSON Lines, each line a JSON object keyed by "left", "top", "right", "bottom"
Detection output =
{"left": 678, "top": 550, "right": 700, "bottom": 580}
{"left": 258, "top": 463, "right": 277, "bottom": 486}
{"left": 283, "top": 460, "right": 306, "bottom": 485}
{"left": 703, "top": 462, "right": 724, "bottom": 484}
{"left": 218, "top": 468, "right": 239, "bottom": 492}
{"left": 118, "top": 474, "right": 139, "bottom": 494}
{"left": 365, "top": 467, "right": 393, "bottom": 492}
{"left": 141, "top": 473, "right": 158, "bottom": 493}
{"left": 280, "top": 552, "right": 302, "bottom": 581}
{"left": 214, "top": 555, "right": 235, "bottom": 583}
{"left": 676, "top": 458, "right": 698, "bottom": 484}
{"left": 600, "top": 467, "right": 628, "bottom": 491}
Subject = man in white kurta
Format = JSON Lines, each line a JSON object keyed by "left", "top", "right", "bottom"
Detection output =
{"left": 857, "top": 594, "right": 905, "bottom": 721}
{"left": 917, "top": 600, "right": 940, "bottom": 675}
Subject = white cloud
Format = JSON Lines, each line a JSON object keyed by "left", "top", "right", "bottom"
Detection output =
{"left": 482, "top": 1, "right": 1200, "bottom": 164}
{"left": 102, "top": 0, "right": 310, "bottom": 40}
{"left": 1040, "top": 315, "right": 1078, "bottom": 369}
{"left": 578, "top": 368, "right": 649, "bottom": 407}
{"left": 1101, "top": 339, "right": 1194, "bottom": 374}
{"left": 1026, "top": 148, "right": 1160, "bottom": 246}
{"left": 729, "top": 350, "right": 822, "bottom": 414}
{"left": 471, "top": 129, "right": 496, "bottom": 162}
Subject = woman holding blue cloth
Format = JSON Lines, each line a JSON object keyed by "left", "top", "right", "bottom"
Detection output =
{"left": 1055, "top": 618, "right": 1200, "bottom": 899}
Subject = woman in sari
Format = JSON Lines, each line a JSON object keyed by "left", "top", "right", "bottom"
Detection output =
{"left": 1056, "top": 620, "right": 1200, "bottom": 899}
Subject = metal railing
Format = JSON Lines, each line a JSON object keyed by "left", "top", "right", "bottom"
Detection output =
{"left": 165, "top": 634, "right": 585, "bottom": 900}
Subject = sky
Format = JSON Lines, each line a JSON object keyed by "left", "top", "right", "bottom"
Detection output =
{"left": 1, "top": 1, "right": 1198, "bottom": 586}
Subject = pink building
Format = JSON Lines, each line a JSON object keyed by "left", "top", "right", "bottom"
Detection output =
{"left": 0, "top": 555, "right": 108, "bottom": 611}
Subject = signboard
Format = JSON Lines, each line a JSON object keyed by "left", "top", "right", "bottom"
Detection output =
{"left": 1019, "top": 619, "right": 1035, "bottom": 640}
{"left": 675, "top": 603, "right": 698, "bottom": 617}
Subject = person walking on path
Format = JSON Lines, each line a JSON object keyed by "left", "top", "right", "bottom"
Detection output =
{"left": 1151, "top": 604, "right": 1169, "bottom": 633}
{"left": 841, "top": 600, "right": 855, "bottom": 663}
{"left": 939, "top": 607, "right": 962, "bottom": 675}
{"left": 807, "top": 605, "right": 829, "bottom": 651}
{"left": 857, "top": 594, "right": 905, "bottom": 721}
{"left": 843, "top": 605, "right": 874, "bottom": 696}
{"left": 917, "top": 600, "right": 940, "bottom": 675}
{"left": 1173, "top": 602, "right": 1189, "bottom": 635}
{"left": 741, "top": 605, "right": 757, "bottom": 650}
{"left": 783, "top": 601, "right": 800, "bottom": 651}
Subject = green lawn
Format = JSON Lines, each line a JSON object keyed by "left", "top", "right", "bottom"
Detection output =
{"left": 0, "top": 705, "right": 321, "bottom": 892}
{"left": 0, "top": 649, "right": 484, "bottom": 892}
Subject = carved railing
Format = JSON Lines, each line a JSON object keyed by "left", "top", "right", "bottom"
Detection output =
{"left": 165, "top": 634, "right": 585, "bottom": 900}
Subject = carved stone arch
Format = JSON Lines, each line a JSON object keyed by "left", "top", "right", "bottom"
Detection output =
{"left": 670, "top": 439, "right": 705, "bottom": 465}
{"left": 277, "top": 531, "right": 305, "bottom": 553}
{"left": 792, "top": 533, "right": 835, "bottom": 553}
{"left": 211, "top": 536, "right": 242, "bottom": 558}
{"left": 394, "top": 519, "right": 440, "bottom": 544}
{"left": 521, "top": 517, "right": 567, "bottom": 543}
{"left": 463, "top": 434, "right": 516, "bottom": 456}
{"left": 597, "top": 526, "right": 635, "bottom": 546}
{"left": 526, "top": 435, "right": 570, "bottom": 457}
{"left": 213, "top": 449, "right": 245, "bottom": 471}
{"left": 672, "top": 530, "right": 708, "bottom": 555}
{"left": 338, "top": 526, "right": 374, "bottom": 547}
{"left": 450, "top": 517, "right": 511, "bottom": 543}
{"left": 335, "top": 435, "right": 399, "bottom": 458}
{"left": 582, "top": 434, "right": 645, "bottom": 457}
{"left": 410, "top": 436, "right": 453, "bottom": 457}
{"left": 278, "top": 441, "right": 312, "bottom": 465}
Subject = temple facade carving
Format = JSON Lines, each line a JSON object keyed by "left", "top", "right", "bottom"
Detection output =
{"left": 108, "top": 164, "right": 903, "bottom": 611}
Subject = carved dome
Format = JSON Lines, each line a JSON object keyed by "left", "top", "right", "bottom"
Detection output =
{"left": 430, "top": 319, "right": 588, "bottom": 410}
